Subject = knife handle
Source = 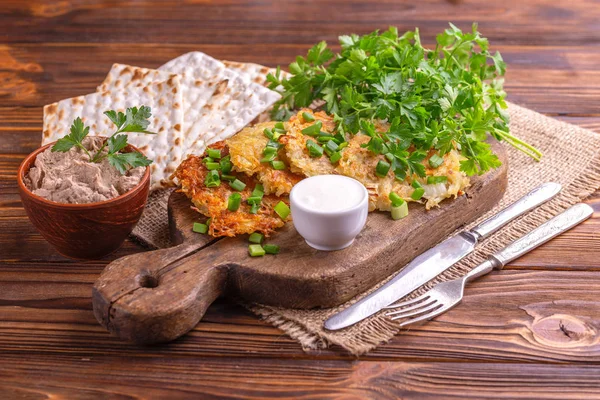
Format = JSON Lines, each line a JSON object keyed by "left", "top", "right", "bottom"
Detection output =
{"left": 487, "top": 203, "right": 593, "bottom": 270}
{"left": 470, "top": 182, "right": 562, "bottom": 240}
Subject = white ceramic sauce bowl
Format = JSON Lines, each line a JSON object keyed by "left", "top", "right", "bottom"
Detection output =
{"left": 290, "top": 175, "right": 369, "bottom": 251}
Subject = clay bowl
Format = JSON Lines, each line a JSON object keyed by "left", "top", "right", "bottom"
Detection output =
{"left": 17, "top": 141, "right": 151, "bottom": 260}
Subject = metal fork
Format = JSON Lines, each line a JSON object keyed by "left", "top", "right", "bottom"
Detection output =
{"left": 383, "top": 203, "right": 594, "bottom": 327}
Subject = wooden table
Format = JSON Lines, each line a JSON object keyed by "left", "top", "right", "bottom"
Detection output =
{"left": 2, "top": 0, "right": 600, "bottom": 397}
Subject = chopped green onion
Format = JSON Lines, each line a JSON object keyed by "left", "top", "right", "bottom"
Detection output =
{"left": 412, "top": 180, "right": 422, "bottom": 189}
{"left": 249, "top": 232, "right": 264, "bottom": 244}
{"left": 302, "top": 112, "right": 315, "bottom": 122}
{"left": 247, "top": 196, "right": 262, "bottom": 205}
{"left": 428, "top": 154, "right": 444, "bottom": 168}
{"left": 203, "top": 157, "right": 214, "bottom": 163}
{"left": 338, "top": 142, "right": 349, "bottom": 150}
{"left": 301, "top": 121, "right": 322, "bottom": 136}
{"left": 227, "top": 193, "right": 242, "bottom": 211}
{"left": 263, "top": 128, "right": 274, "bottom": 139}
{"left": 272, "top": 131, "right": 283, "bottom": 141}
{"left": 263, "top": 244, "right": 280, "bottom": 255}
{"left": 192, "top": 222, "right": 208, "bottom": 234}
{"left": 221, "top": 174, "right": 236, "bottom": 181}
{"left": 229, "top": 179, "right": 246, "bottom": 191}
{"left": 330, "top": 151, "right": 342, "bottom": 164}
{"left": 385, "top": 152, "right": 394, "bottom": 162}
{"left": 325, "top": 140, "right": 339, "bottom": 153}
{"left": 317, "top": 135, "right": 337, "bottom": 143}
{"left": 248, "top": 244, "right": 265, "bottom": 257}
{"left": 273, "top": 122, "right": 286, "bottom": 136}
{"left": 260, "top": 152, "right": 277, "bottom": 163}
{"left": 376, "top": 160, "right": 391, "bottom": 177}
{"left": 249, "top": 203, "right": 260, "bottom": 214}
{"left": 306, "top": 139, "right": 324, "bottom": 158}
{"left": 207, "top": 148, "right": 222, "bottom": 159}
{"left": 391, "top": 202, "right": 409, "bottom": 220}
{"left": 389, "top": 192, "right": 404, "bottom": 207}
{"left": 205, "top": 162, "right": 220, "bottom": 171}
{"left": 220, "top": 156, "right": 232, "bottom": 174}
{"left": 274, "top": 201, "right": 290, "bottom": 220}
{"left": 426, "top": 176, "right": 448, "bottom": 184}
{"left": 411, "top": 188, "right": 425, "bottom": 200}
{"left": 205, "top": 170, "right": 221, "bottom": 188}
{"left": 252, "top": 184, "right": 264, "bottom": 198}
{"left": 265, "top": 140, "right": 280, "bottom": 149}
{"left": 271, "top": 160, "right": 286, "bottom": 170}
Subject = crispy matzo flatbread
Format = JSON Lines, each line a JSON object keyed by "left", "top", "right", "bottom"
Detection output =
{"left": 159, "top": 52, "right": 281, "bottom": 156}
{"left": 42, "top": 75, "right": 184, "bottom": 190}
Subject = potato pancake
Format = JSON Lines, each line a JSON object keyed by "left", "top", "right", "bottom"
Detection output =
{"left": 226, "top": 122, "right": 303, "bottom": 196}
{"left": 172, "top": 142, "right": 289, "bottom": 237}
{"left": 280, "top": 110, "right": 339, "bottom": 177}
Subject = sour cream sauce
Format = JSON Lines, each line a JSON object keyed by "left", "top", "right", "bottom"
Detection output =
{"left": 293, "top": 175, "right": 366, "bottom": 212}
{"left": 290, "top": 175, "right": 369, "bottom": 251}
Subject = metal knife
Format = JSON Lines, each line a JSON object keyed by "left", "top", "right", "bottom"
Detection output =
{"left": 324, "top": 182, "right": 562, "bottom": 330}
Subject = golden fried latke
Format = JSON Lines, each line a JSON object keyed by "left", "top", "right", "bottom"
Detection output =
{"left": 226, "top": 122, "right": 303, "bottom": 196}
{"left": 337, "top": 134, "right": 469, "bottom": 210}
{"left": 172, "top": 143, "right": 288, "bottom": 237}
{"left": 280, "top": 110, "right": 339, "bottom": 177}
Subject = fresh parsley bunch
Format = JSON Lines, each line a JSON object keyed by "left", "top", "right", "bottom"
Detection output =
{"left": 52, "top": 106, "right": 154, "bottom": 174}
{"left": 267, "top": 23, "right": 541, "bottom": 177}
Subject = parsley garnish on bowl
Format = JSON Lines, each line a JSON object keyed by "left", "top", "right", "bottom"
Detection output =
{"left": 267, "top": 23, "right": 541, "bottom": 178}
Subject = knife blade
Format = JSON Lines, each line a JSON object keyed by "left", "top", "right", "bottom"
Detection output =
{"left": 324, "top": 182, "right": 562, "bottom": 330}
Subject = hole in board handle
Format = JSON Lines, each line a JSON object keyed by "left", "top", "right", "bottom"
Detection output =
{"left": 139, "top": 274, "right": 159, "bottom": 289}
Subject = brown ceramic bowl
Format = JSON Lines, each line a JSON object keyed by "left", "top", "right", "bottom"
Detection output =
{"left": 17, "top": 140, "right": 150, "bottom": 259}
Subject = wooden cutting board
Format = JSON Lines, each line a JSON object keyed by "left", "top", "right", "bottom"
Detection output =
{"left": 92, "top": 142, "right": 508, "bottom": 344}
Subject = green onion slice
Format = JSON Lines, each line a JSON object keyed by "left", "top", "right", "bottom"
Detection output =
{"left": 227, "top": 193, "right": 242, "bottom": 211}
{"left": 426, "top": 176, "right": 448, "bottom": 185}
{"left": 301, "top": 121, "right": 322, "bottom": 136}
{"left": 263, "top": 244, "right": 280, "bottom": 255}
{"left": 249, "top": 203, "right": 260, "bottom": 214}
{"left": 252, "top": 184, "right": 264, "bottom": 197}
{"left": 376, "top": 160, "right": 391, "bottom": 177}
{"left": 302, "top": 112, "right": 315, "bottom": 122}
{"left": 274, "top": 201, "right": 290, "bottom": 220}
{"left": 306, "top": 139, "right": 324, "bottom": 158}
{"left": 271, "top": 160, "right": 286, "bottom": 170}
{"left": 411, "top": 187, "right": 425, "bottom": 200}
{"left": 229, "top": 179, "right": 246, "bottom": 191}
{"left": 248, "top": 244, "right": 265, "bottom": 257}
{"left": 221, "top": 174, "right": 236, "bottom": 181}
{"left": 207, "top": 148, "right": 222, "bottom": 159}
{"left": 205, "top": 162, "right": 220, "bottom": 171}
{"left": 388, "top": 192, "right": 405, "bottom": 207}
{"left": 428, "top": 154, "right": 444, "bottom": 168}
{"left": 205, "top": 170, "right": 221, "bottom": 188}
{"left": 192, "top": 222, "right": 208, "bottom": 234}
{"left": 330, "top": 151, "right": 342, "bottom": 164}
{"left": 391, "top": 202, "right": 409, "bottom": 220}
{"left": 249, "top": 232, "right": 264, "bottom": 244}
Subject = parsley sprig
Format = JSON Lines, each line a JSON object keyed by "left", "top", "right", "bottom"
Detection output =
{"left": 51, "top": 106, "right": 155, "bottom": 174}
{"left": 267, "top": 23, "right": 541, "bottom": 177}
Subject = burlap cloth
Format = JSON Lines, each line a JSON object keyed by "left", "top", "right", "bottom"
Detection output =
{"left": 132, "top": 102, "right": 600, "bottom": 355}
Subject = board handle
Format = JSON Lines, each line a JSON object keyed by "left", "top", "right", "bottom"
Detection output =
{"left": 92, "top": 240, "right": 230, "bottom": 344}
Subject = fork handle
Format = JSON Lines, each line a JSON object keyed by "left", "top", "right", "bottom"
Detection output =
{"left": 470, "top": 204, "right": 594, "bottom": 278}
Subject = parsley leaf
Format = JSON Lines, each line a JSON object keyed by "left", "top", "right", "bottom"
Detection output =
{"left": 51, "top": 117, "right": 89, "bottom": 153}
{"left": 108, "top": 151, "right": 152, "bottom": 175}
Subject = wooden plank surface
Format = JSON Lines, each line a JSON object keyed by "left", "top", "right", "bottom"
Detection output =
{"left": 2, "top": 0, "right": 600, "bottom": 397}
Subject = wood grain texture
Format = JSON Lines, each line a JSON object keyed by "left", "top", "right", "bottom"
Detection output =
{"left": 2, "top": 0, "right": 600, "bottom": 397}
